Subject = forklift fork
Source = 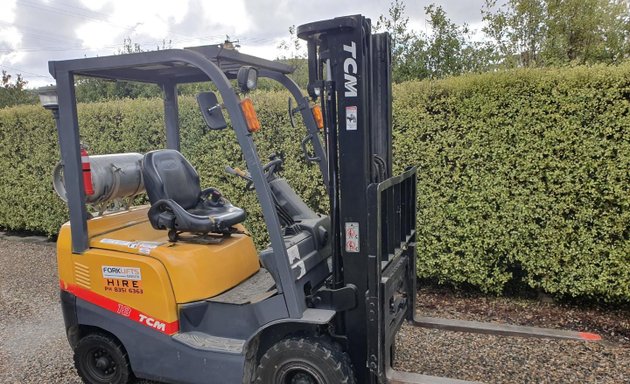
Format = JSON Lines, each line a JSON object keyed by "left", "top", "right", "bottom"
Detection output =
{"left": 383, "top": 313, "right": 601, "bottom": 384}
{"left": 386, "top": 368, "right": 482, "bottom": 384}
{"left": 411, "top": 315, "right": 601, "bottom": 341}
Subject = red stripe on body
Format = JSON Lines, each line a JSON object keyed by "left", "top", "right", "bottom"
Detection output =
{"left": 62, "top": 280, "right": 179, "bottom": 335}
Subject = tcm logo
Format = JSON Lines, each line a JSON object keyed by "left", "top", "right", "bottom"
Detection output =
{"left": 343, "top": 41, "right": 358, "bottom": 97}
{"left": 138, "top": 314, "right": 166, "bottom": 332}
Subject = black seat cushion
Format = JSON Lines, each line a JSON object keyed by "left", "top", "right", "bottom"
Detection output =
{"left": 142, "top": 150, "right": 246, "bottom": 234}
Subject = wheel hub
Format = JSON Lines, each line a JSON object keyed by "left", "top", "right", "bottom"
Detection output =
{"left": 87, "top": 348, "right": 116, "bottom": 378}
{"left": 279, "top": 363, "right": 323, "bottom": 384}
{"left": 290, "top": 371, "right": 317, "bottom": 384}
{"left": 95, "top": 356, "right": 110, "bottom": 370}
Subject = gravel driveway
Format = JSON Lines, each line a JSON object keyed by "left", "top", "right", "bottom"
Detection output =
{"left": 0, "top": 238, "right": 628, "bottom": 383}
{"left": 0, "top": 239, "right": 79, "bottom": 384}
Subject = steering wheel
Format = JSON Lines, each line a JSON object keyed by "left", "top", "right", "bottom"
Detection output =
{"left": 245, "top": 158, "right": 283, "bottom": 190}
{"left": 227, "top": 157, "right": 284, "bottom": 191}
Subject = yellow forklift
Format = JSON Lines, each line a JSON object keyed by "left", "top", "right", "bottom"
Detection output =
{"left": 44, "top": 14, "right": 599, "bottom": 384}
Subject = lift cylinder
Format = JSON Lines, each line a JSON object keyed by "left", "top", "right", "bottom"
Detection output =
{"left": 53, "top": 153, "right": 144, "bottom": 204}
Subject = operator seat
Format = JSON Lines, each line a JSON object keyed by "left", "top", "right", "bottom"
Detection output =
{"left": 142, "top": 149, "right": 246, "bottom": 240}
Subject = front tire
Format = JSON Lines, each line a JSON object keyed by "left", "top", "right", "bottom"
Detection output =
{"left": 74, "top": 333, "right": 133, "bottom": 384}
{"left": 254, "top": 337, "right": 355, "bottom": 384}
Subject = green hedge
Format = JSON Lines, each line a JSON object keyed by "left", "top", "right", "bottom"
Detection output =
{"left": 394, "top": 64, "right": 630, "bottom": 302}
{"left": 0, "top": 63, "right": 628, "bottom": 301}
{"left": 0, "top": 92, "right": 325, "bottom": 246}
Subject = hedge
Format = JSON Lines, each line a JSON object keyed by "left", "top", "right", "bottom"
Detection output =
{"left": 394, "top": 64, "right": 630, "bottom": 302}
{"left": 0, "top": 63, "right": 628, "bottom": 302}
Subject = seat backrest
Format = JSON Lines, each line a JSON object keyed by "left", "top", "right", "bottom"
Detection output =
{"left": 142, "top": 150, "right": 201, "bottom": 210}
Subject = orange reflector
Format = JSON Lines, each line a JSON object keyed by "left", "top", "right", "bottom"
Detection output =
{"left": 579, "top": 332, "right": 602, "bottom": 341}
{"left": 240, "top": 98, "right": 261, "bottom": 133}
{"left": 311, "top": 105, "right": 324, "bottom": 130}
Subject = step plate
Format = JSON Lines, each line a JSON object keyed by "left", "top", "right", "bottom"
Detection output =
{"left": 208, "top": 268, "right": 276, "bottom": 305}
{"left": 173, "top": 331, "right": 245, "bottom": 354}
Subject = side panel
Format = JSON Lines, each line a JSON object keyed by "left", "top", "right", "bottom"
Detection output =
{"left": 76, "top": 298, "right": 246, "bottom": 384}
{"left": 58, "top": 208, "right": 261, "bottom": 307}
{"left": 58, "top": 242, "right": 179, "bottom": 334}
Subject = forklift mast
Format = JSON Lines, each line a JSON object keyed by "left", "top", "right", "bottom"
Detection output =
{"left": 299, "top": 15, "right": 416, "bottom": 383}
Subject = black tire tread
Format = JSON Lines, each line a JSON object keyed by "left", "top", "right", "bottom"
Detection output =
{"left": 73, "top": 333, "right": 133, "bottom": 384}
{"left": 254, "top": 336, "right": 355, "bottom": 384}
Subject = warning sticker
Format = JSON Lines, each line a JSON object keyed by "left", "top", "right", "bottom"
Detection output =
{"left": 138, "top": 244, "right": 159, "bottom": 255}
{"left": 345, "top": 222, "right": 360, "bottom": 253}
{"left": 346, "top": 106, "right": 357, "bottom": 131}
{"left": 287, "top": 245, "right": 301, "bottom": 264}
{"left": 100, "top": 239, "right": 161, "bottom": 255}
{"left": 293, "top": 261, "right": 306, "bottom": 280}
{"left": 100, "top": 238, "right": 134, "bottom": 247}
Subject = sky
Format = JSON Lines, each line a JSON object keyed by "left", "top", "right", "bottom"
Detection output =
{"left": 0, "top": 0, "right": 487, "bottom": 88}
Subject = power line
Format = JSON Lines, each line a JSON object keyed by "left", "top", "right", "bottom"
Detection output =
{"left": 0, "top": 64, "right": 51, "bottom": 79}
{"left": 19, "top": 0, "right": 209, "bottom": 44}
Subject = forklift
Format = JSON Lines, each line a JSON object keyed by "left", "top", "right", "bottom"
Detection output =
{"left": 45, "top": 14, "right": 599, "bottom": 384}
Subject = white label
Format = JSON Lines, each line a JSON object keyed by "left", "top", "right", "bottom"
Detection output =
{"left": 100, "top": 239, "right": 161, "bottom": 254}
{"left": 287, "top": 245, "right": 301, "bottom": 264}
{"left": 346, "top": 106, "right": 357, "bottom": 131}
{"left": 139, "top": 245, "right": 158, "bottom": 255}
{"left": 293, "top": 261, "right": 306, "bottom": 279}
{"left": 345, "top": 222, "right": 360, "bottom": 253}
{"left": 100, "top": 238, "right": 133, "bottom": 246}
{"left": 102, "top": 266, "right": 142, "bottom": 280}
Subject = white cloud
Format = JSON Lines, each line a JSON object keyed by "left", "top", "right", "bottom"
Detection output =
{"left": 0, "top": 26, "right": 21, "bottom": 49}
{"left": 79, "top": 0, "right": 110, "bottom": 11}
{"left": 75, "top": 20, "right": 122, "bottom": 50}
{"left": 0, "top": 0, "right": 17, "bottom": 23}
{"left": 239, "top": 41, "right": 284, "bottom": 60}
{"left": 111, "top": 0, "right": 189, "bottom": 37}
{"left": 0, "top": 51, "right": 26, "bottom": 65}
{"left": 201, "top": 0, "right": 253, "bottom": 35}
{"left": 75, "top": 0, "right": 190, "bottom": 49}
{"left": 0, "top": 25, "right": 24, "bottom": 65}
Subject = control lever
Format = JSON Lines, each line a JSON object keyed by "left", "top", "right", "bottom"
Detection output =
{"left": 301, "top": 134, "right": 321, "bottom": 164}
{"left": 288, "top": 97, "right": 301, "bottom": 129}
{"left": 226, "top": 165, "right": 256, "bottom": 191}
{"left": 225, "top": 165, "right": 251, "bottom": 181}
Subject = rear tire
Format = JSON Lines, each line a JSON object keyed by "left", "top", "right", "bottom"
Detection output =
{"left": 74, "top": 333, "right": 133, "bottom": 384}
{"left": 254, "top": 336, "right": 355, "bottom": 384}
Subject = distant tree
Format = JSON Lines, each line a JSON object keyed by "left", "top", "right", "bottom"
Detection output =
{"left": 374, "top": 0, "right": 429, "bottom": 82}
{"left": 483, "top": 0, "right": 630, "bottom": 67}
{"left": 275, "top": 25, "right": 309, "bottom": 89}
{"left": 424, "top": 4, "right": 495, "bottom": 78}
{"left": 543, "top": 0, "right": 630, "bottom": 64}
{"left": 375, "top": 1, "right": 495, "bottom": 81}
{"left": 0, "top": 71, "right": 37, "bottom": 109}
{"left": 482, "top": 0, "right": 547, "bottom": 67}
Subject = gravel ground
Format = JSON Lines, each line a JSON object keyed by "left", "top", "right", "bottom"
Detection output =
{"left": 0, "top": 237, "right": 628, "bottom": 383}
{"left": 0, "top": 239, "right": 80, "bottom": 384}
